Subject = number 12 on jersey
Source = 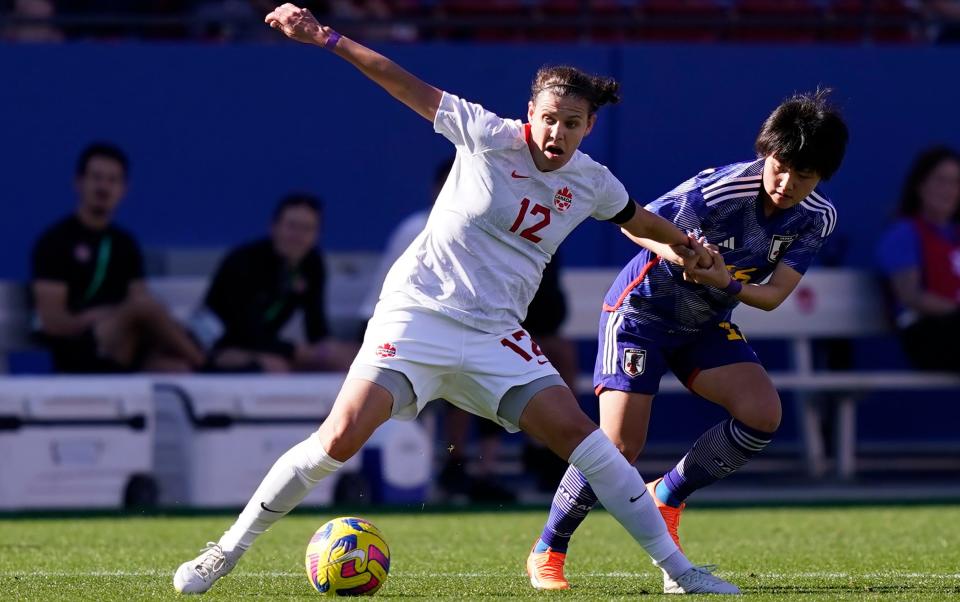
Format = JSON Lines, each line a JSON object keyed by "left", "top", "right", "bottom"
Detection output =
{"left": 501, "top": 330, "right": 549, "bottom": 365}
{"left": 509, "top": 198, "right": 551, "bottom": 243}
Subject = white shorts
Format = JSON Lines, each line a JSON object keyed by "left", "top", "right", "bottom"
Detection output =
{"left": 347, "top": 304, "right": 564, "bottom": 432}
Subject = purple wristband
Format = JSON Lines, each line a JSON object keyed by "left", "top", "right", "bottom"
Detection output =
{"left": 324, "top": 30, "right": 341, "bottom": 50}
{"left": 723, "top": 278, "right": 743, "bottom": 296}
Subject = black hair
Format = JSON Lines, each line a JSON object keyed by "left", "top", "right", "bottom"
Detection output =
{"left": 530, "top": 65, "right": 621, "bottom": 115}
{"left": 75, "top": 142, "right": 129, "bottom": 178}
{"left": 896, "top": 145, "right": 960, "bottom": 219}
{"left": 754, "top": 88, "right": 848, "bottom": 181}
{"left": 272, "top": 192, "right": 323, "bottom": 223}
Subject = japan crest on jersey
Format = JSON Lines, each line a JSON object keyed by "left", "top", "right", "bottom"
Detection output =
{"left": 553, "top": 187, "right": 573, "bottom": 212}
{"left": 622, "top": 348, "right": 646, "bottom": 378}
{"left": 768, "top": 234, "right": 797, "bottom": 263}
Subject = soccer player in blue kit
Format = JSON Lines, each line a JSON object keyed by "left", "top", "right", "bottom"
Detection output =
{"left": 527, "top": 89, "right": 849, "bottom": 591}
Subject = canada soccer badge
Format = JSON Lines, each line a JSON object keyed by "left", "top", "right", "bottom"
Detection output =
{"left": 375, "top": 342, "right": 397, "bottom": 358}
{"left": 622, "top": 348, "right": 646, "bottom": 378}
{"left": 553, "top": 186, "right": 573, "bottom": 212}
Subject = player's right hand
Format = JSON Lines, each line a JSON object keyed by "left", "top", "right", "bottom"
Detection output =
{"left": 673, "top": 235, "right": 713, "bottom": 275}
{"left": 265, "top": 3, "right": 331, "bottom": 46}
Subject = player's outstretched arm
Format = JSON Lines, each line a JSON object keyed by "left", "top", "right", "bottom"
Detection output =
{"left": 265, "top": 3, "right": 442, "bottom": 122}
{"left": 618, "top": 203, "right": 712, "bottom": 268}
{"left": 621, "top": 229, "right": 702, "bottom": 270}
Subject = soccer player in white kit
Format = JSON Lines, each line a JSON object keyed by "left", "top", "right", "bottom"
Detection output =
{"left": 173, "top": 3, "right": 739, "bottom": 595}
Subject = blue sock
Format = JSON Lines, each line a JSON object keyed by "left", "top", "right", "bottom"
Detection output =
{"left": 536, "top": 465, "right": 598, "bottom": 553}
{"left": 657, "top": 418, "right": 774, "bottom": 507}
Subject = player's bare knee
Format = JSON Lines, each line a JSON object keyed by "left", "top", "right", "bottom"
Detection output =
{"left": 738, "top": 397, "right": 781, "bottom": 434}
{"left": 545, "top": 419, "right": 598, "bottom": 460}
{"left": 608, "top": 436, "right": 644, "bottom": 463}
{"left": 318, "top": 419, "right": 365, "bottom": 461}
{"left": 622, "top": 440, "right": 646, "bottom": 464}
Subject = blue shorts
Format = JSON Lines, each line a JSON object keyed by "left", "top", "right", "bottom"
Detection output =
{"left": 593, "top": 311, "right": 761, "bottom": 396}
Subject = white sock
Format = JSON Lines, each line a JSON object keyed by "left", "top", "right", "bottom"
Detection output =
{"left": 568, "top": 429, "right": 693, "bottom": 578}
{"left": 218, "top": 432, "right": 343, "bottom": 552}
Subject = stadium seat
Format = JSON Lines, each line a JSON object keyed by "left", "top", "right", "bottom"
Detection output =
{"left": 826, "top": 0, "right": 920, "bottom": 43}
{"left": 633, "top": 0, "right": 730, "bottom": 43}
{"left": 436, "top": 0, "right": 533, "bottom": 41}
{"left": 585, "top": 0, "right": 644, "bottom": 43}
{"left": 729, "top": 0, "right": 825, "bottom": 43}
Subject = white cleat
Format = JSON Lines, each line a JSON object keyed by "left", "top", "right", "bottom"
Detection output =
{"left": 664, "top": 565, "right": 741, "bottom": 594}
{"left": 173, "top": 542, "right": 240, "bottom": 594}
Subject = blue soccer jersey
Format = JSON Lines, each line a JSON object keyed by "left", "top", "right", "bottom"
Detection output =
{"left": 604, "top": 159, "right": 836, "bottom": 333}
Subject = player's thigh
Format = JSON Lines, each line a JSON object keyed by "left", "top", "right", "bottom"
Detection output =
{"left": 350, "top": 305, "right": 457, "bottom": 421}
{"left": 594, "top": 311, "right": 673, "bottom": 396}
{"left": 459, "top": 324, "right": 569, "bottom": 430}
{"left": 317, "top": 378, "right": 395, "bottom": 462}
{"left": 673, "top": 322, "right": 781, "bottom": 432}
{"left": 517, "top": 384, "right": 597, "bottom": 461}
{"left": 532, "top": 334, "right": 578, "bottom": 388}
{"left": 598, "top": 389, "right": 653, "bottom": 463}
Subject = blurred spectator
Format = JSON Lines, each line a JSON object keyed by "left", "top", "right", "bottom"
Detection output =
{"left": 876, "top": 146, "right": 960, "bottom": 372}
{"left": 57, "top": 0, "right": 189, "bottom": 40}
{"left": 189, "top": 0, "right": 278, "bottom": 41}
{"left": 522, "top": 253, "right": 577, "bottom": 389}
{"left": 327, "top": 0, "right": 417, "bottom": 42}
{"left": 31, "top": 142, "right": 206, "bottom": 373}
{"left": 1, "top": 0, "right": 63, "bottom": 42}
{"left": 520, "top": 253, "right": 579, "bottom": 493}
{"left": 917, "top": 0, "right": 960, "bottom": 43}
{"left": 198, "top": 193, "right": 357, "bottom": 373}
{"left": 357, "top": 157, "right": 453, "bottom": 324}
{"left": 0, "top": 0, "right": 935, "bottom": 43}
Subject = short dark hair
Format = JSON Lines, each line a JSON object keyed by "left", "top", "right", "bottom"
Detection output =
{"left": 272, "top": 192, "right": 323, "bottom": 223}
{"left": 754, "top": 88, "right": 848, "bottom": 181}
{"left": 76, "top": 142, "right": 129, "bottom": 178}
{"left": 896, "top": 145, "right": 960, "bottom": 219}
{"left": 530, "top": 65, "right": 621, "bottom": 115}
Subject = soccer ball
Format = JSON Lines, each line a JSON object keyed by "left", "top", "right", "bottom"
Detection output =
{"left": 305, "top": 516, "right": 391, "bottom": 595}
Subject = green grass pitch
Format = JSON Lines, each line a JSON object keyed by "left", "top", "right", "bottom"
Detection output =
{"left": 2, "top": 505, "right": 958, "bottom": 600}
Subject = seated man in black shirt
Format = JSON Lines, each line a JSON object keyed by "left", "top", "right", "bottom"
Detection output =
{"left": 31, "top": 142, "right": 206, "bottom": 373}
{"left": 201, "top": 193, "right": 357, "bottom": 372}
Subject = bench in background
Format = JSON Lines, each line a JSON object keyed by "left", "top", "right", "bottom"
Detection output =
{"left": 561, "top": 268, "right": 960, "bottom": 479}
{"left": 3, "top": 258, "right": 958, "bottom": 481}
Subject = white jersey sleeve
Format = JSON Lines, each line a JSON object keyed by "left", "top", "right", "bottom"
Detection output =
{"left": 590, "top": 168, "right": 630, "bottom": 221}
{"left": 433, "top": 92, "right": 523, "bottom": 155}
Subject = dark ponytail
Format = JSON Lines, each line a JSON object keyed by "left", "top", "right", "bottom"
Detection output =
{"left": 530, "top": 65, "right": 621, "bottom": 114}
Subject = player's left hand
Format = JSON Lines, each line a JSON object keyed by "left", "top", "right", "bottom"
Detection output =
{"left": 691, "top": 234, "right": 715, "bottom": 269}
{"left": 671, "top": 234, "right": 713, "bottom": 273}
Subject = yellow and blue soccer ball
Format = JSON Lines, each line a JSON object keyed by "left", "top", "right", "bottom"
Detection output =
{"left": 305, "top": 516, "right": 390, "bottom": 596}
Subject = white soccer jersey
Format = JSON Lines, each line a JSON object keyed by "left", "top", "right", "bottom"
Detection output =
{"left": 376, "top": 92, "right": 629, "bottom": 334}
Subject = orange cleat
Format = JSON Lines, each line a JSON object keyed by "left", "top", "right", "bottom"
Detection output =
{"left": 526, "top": 542, "right": 570, "bottom": 590}
{"left": 647, "top": 477, "right": 685, "bottom": 553}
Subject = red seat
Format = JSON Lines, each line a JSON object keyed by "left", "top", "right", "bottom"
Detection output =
{"left": 728, "top": 0, "right": 824, "bottom": 43}
{"left": 431, "top": 0, "right": 531, "bottom": 41}
{"left": 632, "top": 1, "right": 729, "bottom": 43}
{"left": 826, "top": 0, "right": 920, "bottom": 43}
